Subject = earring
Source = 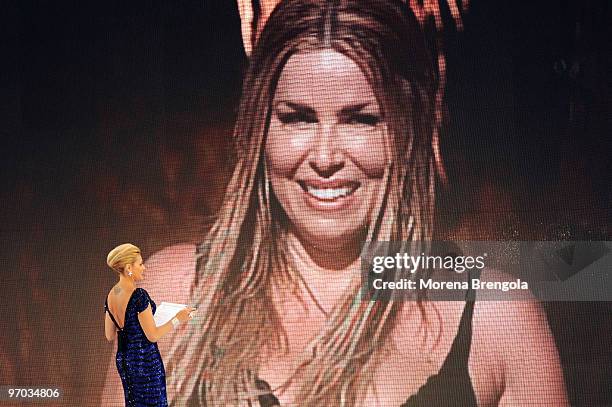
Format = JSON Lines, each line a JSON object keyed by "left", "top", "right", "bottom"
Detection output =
{"left": 128, "top": 271, "right": 133, "bottom": 276}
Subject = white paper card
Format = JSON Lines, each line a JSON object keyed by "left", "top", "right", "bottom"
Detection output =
{"left": 154, "top": 302, "right": 187, "bottom": 327}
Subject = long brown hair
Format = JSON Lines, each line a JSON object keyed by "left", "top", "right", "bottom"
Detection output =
{"left": 167, "top": 1, "right": 440, "bottom": 405}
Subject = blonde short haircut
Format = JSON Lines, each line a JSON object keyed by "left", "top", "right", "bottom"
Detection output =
{"left": 106, "top": 243, "right": 141, "bottom": 275}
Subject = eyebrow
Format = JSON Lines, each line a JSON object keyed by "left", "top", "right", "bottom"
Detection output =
{"left": 275, "top": 102, "right": 316, "bottom": 116}
{"left": 338, "top": 103, "right": 375, "bottom": 116}
{"left": 275, "top": 101, "right": 378, "bottom": 116}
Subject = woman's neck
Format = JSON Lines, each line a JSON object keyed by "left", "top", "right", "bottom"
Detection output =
{"left": 283, "top": 231, "right": 362, "bottom": 313}
{"left": 286, "top": 228, "right": 363, "bottom": 271}
{"left": 118, "top": 274, "right": 136, "bottom": 290}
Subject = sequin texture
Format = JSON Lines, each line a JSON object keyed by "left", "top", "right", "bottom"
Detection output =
{"left": 106, "top": 288, "right": 168, "bottom": 406}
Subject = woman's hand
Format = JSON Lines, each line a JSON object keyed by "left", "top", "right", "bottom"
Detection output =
{"left": 174, "top": 307, "right": 197, "bottom": 323}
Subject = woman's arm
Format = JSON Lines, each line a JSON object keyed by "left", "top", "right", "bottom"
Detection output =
{"left": 137, "top": 303, "right": 191, "bottom": 343}
{"left": 104, "top": 311, "right": 117, "bottom": 342}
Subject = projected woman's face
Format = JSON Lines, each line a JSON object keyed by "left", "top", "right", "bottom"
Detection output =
{"left": 266, "top": 49, "right": 388, "bottom": 251}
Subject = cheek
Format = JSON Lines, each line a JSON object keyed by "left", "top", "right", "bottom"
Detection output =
{"left": 265, "top": 123, "right": 311, "bottom": 176}
{"left": 342, "top": 128, "right": 388, "bottom": 177}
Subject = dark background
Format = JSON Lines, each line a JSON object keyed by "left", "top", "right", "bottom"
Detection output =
{"left": 1, "top": 0, "right": 610, "bottom": 405}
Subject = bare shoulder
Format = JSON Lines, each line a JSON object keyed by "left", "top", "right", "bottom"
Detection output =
{"left": 470, "top": 269, "right": 568, "bottom": 405}
{"left": 141, "top": 243, "right": 198, "bottom": 304}
{"left": 387, "top": 267, "right": 566, "bottom": 405}
{"left": 471, "top": 267, "right": 544, "bottom": 354}
{"left": 106, "top": 284, "right": 132, "bottom": 307}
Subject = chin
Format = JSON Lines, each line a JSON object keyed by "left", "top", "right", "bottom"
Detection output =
{"left": 302, "top": 226, "right": 364, "bottom": 252}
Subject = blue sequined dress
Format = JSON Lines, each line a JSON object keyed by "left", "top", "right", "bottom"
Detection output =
{"left": 105, "top": 288, "right": 168, "bottom": 406}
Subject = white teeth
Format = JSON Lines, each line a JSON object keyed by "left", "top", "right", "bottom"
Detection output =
{"left": 305, "top": 186, "right": 354, "bottom": 200}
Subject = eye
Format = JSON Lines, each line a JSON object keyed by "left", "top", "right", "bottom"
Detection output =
{"left": 277, "top": 112, "right": 317, "bottom": 125}
{"left": 348, "top": 113, "right": 381, "bottom": 126}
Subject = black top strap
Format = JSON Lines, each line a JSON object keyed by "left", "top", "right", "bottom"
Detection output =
{"left": 255, "top": 379, "right": 281, "bottom": 407}
{"left": 105, "top": 298, "right": 123, "bottom": 331}
{"left": 440, "top": 268, "right": 481, "bottom": 370}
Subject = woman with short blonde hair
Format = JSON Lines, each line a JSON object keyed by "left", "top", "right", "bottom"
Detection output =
{"left": 106, "top": 243, "right": 141, "bottom": 275}
{"left": 104, "top": 243, "right": 195, "bottom": 406}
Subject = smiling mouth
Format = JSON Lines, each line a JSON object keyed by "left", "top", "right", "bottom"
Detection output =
{"left": 299, "top": 181, "right": 360, "bottom": 201}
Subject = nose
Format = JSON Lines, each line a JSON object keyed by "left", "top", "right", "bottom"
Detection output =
{"left": 309, "top": 123, "right": 344, "bottom": 177}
